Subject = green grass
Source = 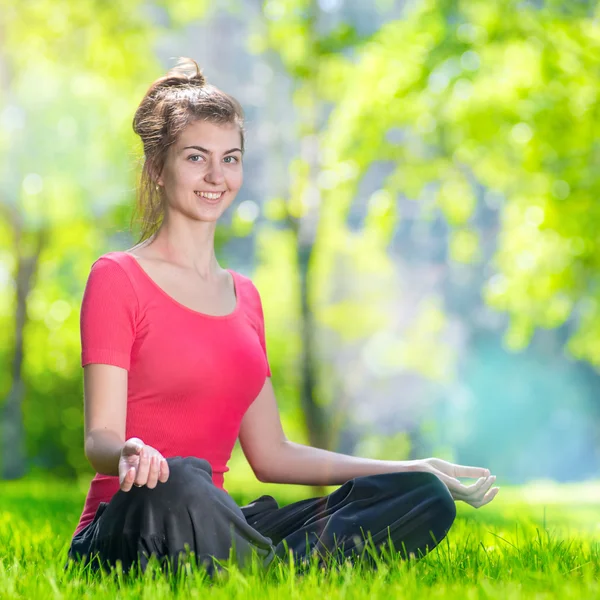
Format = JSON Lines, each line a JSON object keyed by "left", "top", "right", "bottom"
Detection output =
{"left": 1, "top": 477, "right": 599, "bottom": 599}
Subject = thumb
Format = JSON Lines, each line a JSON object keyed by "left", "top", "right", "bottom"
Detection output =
{"left": 429, "top": 467, "right": 465, "bottom": 493}
{"left": 124, "top": 438, "right": 144, "bottom": 456}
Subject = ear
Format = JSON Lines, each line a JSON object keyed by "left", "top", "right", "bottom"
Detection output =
{"left": 148, "top": 164, "right": 163, "bottom": 187}
{"left": 156, "top": 166, "right": 165, "bottom": 187}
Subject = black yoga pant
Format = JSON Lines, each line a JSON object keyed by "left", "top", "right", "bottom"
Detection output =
{"left": 68, "top": 456, "right": 456, "bottom": 573}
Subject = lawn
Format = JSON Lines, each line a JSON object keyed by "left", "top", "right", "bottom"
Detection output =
{"left": 1, "top": 477, "right": 598, "bottom": 599}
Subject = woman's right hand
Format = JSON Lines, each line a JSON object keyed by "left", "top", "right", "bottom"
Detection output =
{"left": 118, "top": 437, "right": 170, "bottom": 491}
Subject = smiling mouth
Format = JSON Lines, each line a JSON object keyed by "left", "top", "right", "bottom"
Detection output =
{"left": 194, "top": 191, "right": 225, "bottom": 200}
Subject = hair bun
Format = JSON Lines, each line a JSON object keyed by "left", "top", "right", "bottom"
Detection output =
{"left": 159, "top": 57, "right": 206, "bottom": 89}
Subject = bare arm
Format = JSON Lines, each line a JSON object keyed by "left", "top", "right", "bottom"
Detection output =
{"left": 83, "top": 363, "right": 169, "bottom": 489}
{"left": 238, "top": 378, "right": 500, "bottom": 511}
{"left": 83, "top": 363, "right": 128, "bottom": 476}
{"left": 239, "top": 378, "right": 419, "bottom": 487}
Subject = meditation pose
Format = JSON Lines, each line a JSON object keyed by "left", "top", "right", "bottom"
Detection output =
{"left": 68, "top": 57, "right": 499, "bottom": 573}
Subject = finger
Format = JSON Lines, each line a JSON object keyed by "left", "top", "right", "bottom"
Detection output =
{"left": 134, "top": 447, "right": 151, "bottom": 486}
{"left": 451, "top": 479, "right": 488, "bottom": 502}
{"left": 458, "top": 476, "right": 487, "bottom": 496}
{"left": 479, "top": 487, "right": 500, "bottom": 507}
{"left": 461, "top": 486, "right": 500, "bottom": 509}
{"left": 455, "top": 479, "right": 495, "bottom": 504}
{"left": 120, "top": 466, "right": 136, "bottom": 492}
{"left": 429, "top": 467, "right": 471, "bottom": 494}
{"left": 146, "top": 456, "right": 159, "bottom": 489}
{"left": 158, "top": 458, "right": 169, "bottom": 483}
{"left": 461, "top": 476, "right": 496, "bottom": 497}
{"left": 124, "top": 439, "right": 144, "bottom": 458}
{"left": 451, "top": 464, "right": 491, "bottom": 479}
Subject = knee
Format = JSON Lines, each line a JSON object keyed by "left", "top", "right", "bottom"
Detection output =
{"left": 95, "top": 457, "right": 226, "bottom": 551}
{"left": 164, "top": 456, "right": 213, "bottom": 486}
{"left": 127, "top": 456, "right": 215, "bottom": 506}
{"left": 419, "top": 471, "right": 456, "bottom": 531}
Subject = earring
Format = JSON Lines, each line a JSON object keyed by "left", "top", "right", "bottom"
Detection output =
{"left": 155, "top": 185, "right": 159, "bottom": 191}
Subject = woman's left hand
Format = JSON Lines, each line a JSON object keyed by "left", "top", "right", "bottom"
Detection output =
{"left": 420, "top": 457, "right": 500, "bottom": 509}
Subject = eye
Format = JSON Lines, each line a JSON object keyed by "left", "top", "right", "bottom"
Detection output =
{"left": 223, "top": 155, "right": 240, "bottom": 164}
{"left": 187, "top": 154, "right": 204, "bottom": 163}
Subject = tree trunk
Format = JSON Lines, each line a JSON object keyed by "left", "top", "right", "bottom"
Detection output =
{"left": 258, "top": 0, "right": 332, "bottom": 460}
{"left": 297, "top": 241, "right": 329, "bottom": 450}
{"left": 294, "top": 1, "right": 331, "bottom": 457}
{"left": 1, "top": 225, "right": 47, "bottom": 479}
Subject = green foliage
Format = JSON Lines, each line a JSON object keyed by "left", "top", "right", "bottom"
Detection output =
{"left": 0, "top": 0, "right": 186, "bottom": 475}
{"left": 259, "top": 0, "right": 600, "bottom": 374}
{"left": 257, "top": 0, "right": 459, "bottom": 396}
{"left": 359, "top": 2, "right": 600, "bottom": 362}
{"left": 3, "top": 0, "right": 600, "bottom": 476}
{"left": 253, "top": 227, "right": 306, "bottom": 442}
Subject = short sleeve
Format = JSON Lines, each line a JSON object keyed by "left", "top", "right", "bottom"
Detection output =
{"left": 80, "top": 257, "right": 138, "bottom": 370}
{"left": 248, "top": 281, "right": 271, "bottom": 378}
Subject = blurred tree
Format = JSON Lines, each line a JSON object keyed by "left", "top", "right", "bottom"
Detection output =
{"left": 314, "top": 0, "right": 600, "bottom": 366}
{"left": 4, "top": 0, "right": 599, "bottom": 480}
{"left": 0, "top": 0, "right": 211, "bottom": 478}
{"left": 255, "top": 0, "right": 600, "bottom": 465}
{"left": 255, "top": 0, "right": 459, "bottom": 454}
{"left": 253, "top": 0, "right": 377, "bottom": 451}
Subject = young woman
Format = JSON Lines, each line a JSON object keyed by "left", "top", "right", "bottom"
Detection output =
{"left": 68, "top": 58, "right": 499, "bottom": 574}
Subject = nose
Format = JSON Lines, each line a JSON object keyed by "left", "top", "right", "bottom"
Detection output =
{"left": 204, "top": 158, "right": 225, "bottom": 186}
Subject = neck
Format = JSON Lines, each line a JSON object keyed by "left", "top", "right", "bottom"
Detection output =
{"left": 144, "top": 217, "right": 221, "bottom": 278}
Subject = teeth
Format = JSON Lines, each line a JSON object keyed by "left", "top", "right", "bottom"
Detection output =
{"left": 195, "top": 191, "right": 223, "bottom": 200}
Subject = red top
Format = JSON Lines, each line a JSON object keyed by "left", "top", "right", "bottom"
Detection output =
{"left": 74, "top": 251, "right": 270, "bottom": 536}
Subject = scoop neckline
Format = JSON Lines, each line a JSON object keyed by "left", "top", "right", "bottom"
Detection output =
{"left": 120, "top": 251, "right": 241, "bottom": 320}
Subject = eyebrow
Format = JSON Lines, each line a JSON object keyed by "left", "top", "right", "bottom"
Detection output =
{"left": 182, "top": 145, "right": 242, "bottom": 155}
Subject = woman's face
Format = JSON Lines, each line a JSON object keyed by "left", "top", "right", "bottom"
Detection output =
{"left": 157, "top": 119, "right": 243, "bottom": 223}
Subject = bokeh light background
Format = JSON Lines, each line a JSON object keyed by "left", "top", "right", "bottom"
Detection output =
{"left": 1, "top": 0, "right": 600, "bottom": 503}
